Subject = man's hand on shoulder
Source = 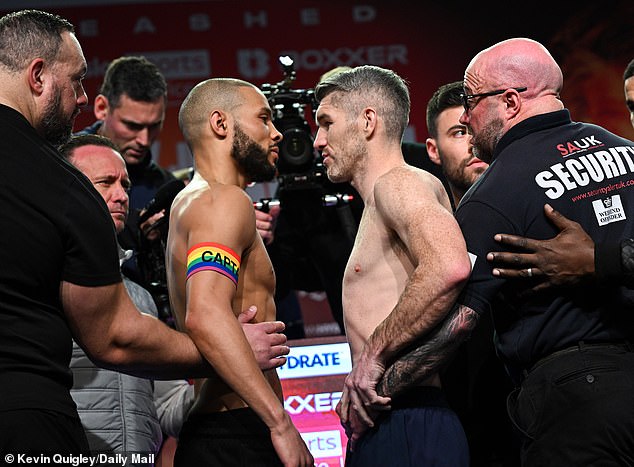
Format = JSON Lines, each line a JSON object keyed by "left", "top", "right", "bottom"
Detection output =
{"left": 487, "top": 204, "right": 595, "bottom": 292}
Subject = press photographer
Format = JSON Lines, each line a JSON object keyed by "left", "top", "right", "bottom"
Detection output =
{"left": 136, "top": 178, "right": 186, "bottom": 326}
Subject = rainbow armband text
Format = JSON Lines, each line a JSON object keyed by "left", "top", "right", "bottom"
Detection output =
{"left": 186, "top": 242, "right": 240, "bottom": 286}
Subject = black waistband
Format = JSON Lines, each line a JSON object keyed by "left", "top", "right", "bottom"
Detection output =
{"left": 522, "top": 340, "right": 633, "bottom": 381}
{"left": 391, "top": 386, "right": 449, "bottom": 410}
{"left": 181, "top": 408, "right": 270, "bottom": 438}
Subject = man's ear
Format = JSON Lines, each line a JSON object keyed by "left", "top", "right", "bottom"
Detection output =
{"left": 425, "top": 137, "right": 442, "bottom": 167}
{"left": 94, "top": 95, "right": 109, "bottom": 120}
{"left": 504, "top": 88, "right": 522, "bottom": 119}
{"left": 26, "top": 58, "right": 45, "bottom": 95}
{"left": 210, "top": 110, "right": 228, "bottom": 136}
{"left": 363, "top": 107, "right": 377, "bottom": 137}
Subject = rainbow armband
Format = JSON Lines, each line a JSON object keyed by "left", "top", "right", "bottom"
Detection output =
{"left": 186, "top": 242, "right": 240, "bottom": 286}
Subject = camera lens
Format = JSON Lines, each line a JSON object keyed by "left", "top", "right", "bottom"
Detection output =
{"left": 278, "top": 127, "right": 314, "bottom": 173}
{"left": 287, "top": 133, "right": 307, "bottom": 158}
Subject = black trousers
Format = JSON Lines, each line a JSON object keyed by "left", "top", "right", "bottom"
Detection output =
{"left": 507, "top": 342, "right": 634, "bottom": 466}
{"left": 0, "top": 409, "right": 89, "bottom": 453}
{"left": 174, "top": 408, "right": 283, "bottom": 467}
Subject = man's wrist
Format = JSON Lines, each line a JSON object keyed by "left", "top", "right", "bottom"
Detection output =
{"left": 363, "top": 336, "right": 387, "bottom": 365}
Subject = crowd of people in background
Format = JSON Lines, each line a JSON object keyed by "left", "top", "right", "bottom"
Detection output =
{"left": 2, "top": 7, "right": 634, "bottom": 467}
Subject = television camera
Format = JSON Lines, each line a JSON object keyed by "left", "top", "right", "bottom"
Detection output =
{"left": 258, "top": 55, "right": 358, "bottom": 238}
{"left": 259, "top": 57, "right": 362, "bottom": 335}
{"left": 260, "top": 55, "right": 324, "bottom": 190}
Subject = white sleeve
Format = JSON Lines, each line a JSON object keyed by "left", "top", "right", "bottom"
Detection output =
{"left": 153, "top": 379, "right": 195, "bottom": 438}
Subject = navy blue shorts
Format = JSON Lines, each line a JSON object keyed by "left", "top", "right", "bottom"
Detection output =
{"left": 345, "top": 386, "right": 469, "bottom": 467}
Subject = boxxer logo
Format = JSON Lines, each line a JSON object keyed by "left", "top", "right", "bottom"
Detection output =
{"left": 237, "top": 45, "right": 408, "bottom": 79}
{"left": 284, "top": 391, "right": 342, "bottom": 415}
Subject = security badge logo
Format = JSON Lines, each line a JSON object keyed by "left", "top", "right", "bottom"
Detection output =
{"left": 592, "top": 195, "right": 626, "bottom": 226}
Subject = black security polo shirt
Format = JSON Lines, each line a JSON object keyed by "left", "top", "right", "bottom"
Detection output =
{"left": 456, "top": 109, "right": 634, "bottom": 371}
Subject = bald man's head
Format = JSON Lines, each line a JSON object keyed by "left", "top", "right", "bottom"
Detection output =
{"left": 178, "top": 78, "right": 256, "bottom": 146}
{"left": 461, "top": 38, "right": 565, "bottom": 163}
{"left": 465, "top": 38, "right": 563, "bottom": 100}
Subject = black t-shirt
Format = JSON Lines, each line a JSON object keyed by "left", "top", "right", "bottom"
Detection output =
{"left": 0, "top": 105, "right": 122, "bottom": 417}
{"left": 456, "top": 110, "right": 634, "bottom": 372}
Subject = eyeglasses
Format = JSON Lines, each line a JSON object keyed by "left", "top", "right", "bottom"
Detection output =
{"left": 460, "top": 87, "right": 527, "bottom": 112}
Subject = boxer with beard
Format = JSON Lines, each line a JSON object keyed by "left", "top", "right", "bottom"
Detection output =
{"left": 167, "top": 78, "right": 312, "bottom": 467}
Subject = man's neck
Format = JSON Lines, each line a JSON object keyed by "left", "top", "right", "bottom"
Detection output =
{"left": 193, "top": 158, "right": 246, "bottom": 189}
{"left": 450, "top": 186, "right": 465, "bottom": 210}
{"left": 354, "top": 149, "right": 405, "bottom": 204}
{"left": 94, "top": 120, "right": 107, "bottom": 138}
{"left": 0, "top": 77, "right": 31, "bottom": 125}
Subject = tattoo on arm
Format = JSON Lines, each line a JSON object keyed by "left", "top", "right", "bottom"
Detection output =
{"left": 376, "top": 304, "right": 479, "bottom": 397}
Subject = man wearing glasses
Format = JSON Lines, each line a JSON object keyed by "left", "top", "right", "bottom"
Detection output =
{"left": 461, "top": 87, "right": 527, "bottom": 115}
{"left": 485, "top": 57, "right": 634, "bottom": 290}
{"left": 364, "top": 38, "right": 634, "bottom": 466}
{"left": 456, "top": 38, "right": 634, "bottom": 465}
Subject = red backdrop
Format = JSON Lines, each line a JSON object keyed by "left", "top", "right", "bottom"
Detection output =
{"left": 4, "top": 1, "right": 632, "bottom": 170}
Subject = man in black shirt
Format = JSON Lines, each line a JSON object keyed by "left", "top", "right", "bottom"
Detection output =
{"left": 362, "top": 38, "right": 634, "bottom": 466}
{"left": 453, "top": 40, "right": 634, "bottom": 465}
{"left": 0, "top": 9, "right": 288, "bottom": 452}
{"left": 481, "top": 57, "right": 634, "bottom": 291}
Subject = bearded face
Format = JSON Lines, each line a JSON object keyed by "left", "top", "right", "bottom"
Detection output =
{"left": 40, "top": 83, "right": 76, "bottom": 146}
{"left": 469, "top": 115, "right": 504, "bottom": 164}
{"left": 231, "top": 123, "right": 277, "bottom": 183}
{"left": 440, "top": 153, "right": 487, "bottom": 193}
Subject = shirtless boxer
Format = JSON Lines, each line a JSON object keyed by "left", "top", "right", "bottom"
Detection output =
{"left": 166, "top": 78, "right": 312, "bottom": 467}
{"left": 313, "top": 66, "right": 472, "bottom": 466}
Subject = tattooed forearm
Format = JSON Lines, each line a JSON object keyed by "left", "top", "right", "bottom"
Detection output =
{"left": 376, "top": 303, "right": 478, "bottom": 397}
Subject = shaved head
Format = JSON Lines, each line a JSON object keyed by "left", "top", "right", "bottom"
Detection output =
{"left": 465, "top": 38, "right": 563, "bottom": 99}
{"left": 461, "top": 37, "right": 565, "bottom": 162}
{"left": 178, "top": 78, "right": 255, "bottom": 146}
